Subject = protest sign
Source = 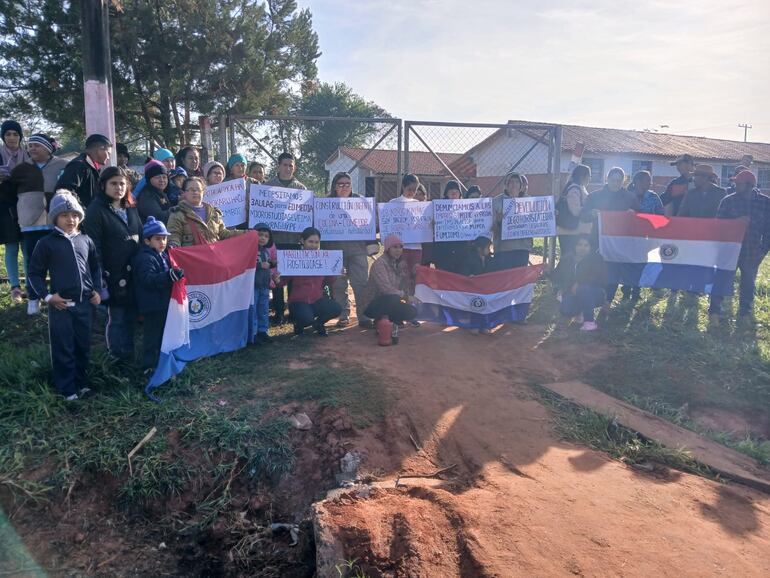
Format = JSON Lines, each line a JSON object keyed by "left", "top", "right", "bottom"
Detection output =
{"left": 501, "top": 196, "right": 556, "bottom": 240}
{"left": 433, "top": 198, "right": 493, "bottom": 242}
{"left": 377, "top": 201, "right": 434, "bottom": 244}
{"left": 248, "top": 185, "right": 314, "bottom": 232}
{"left": 313, "top": 197, "right": 376, "bottom": 241}
{"left": 277, "top": 250, "right": 343, "bottom": 276}
{"left": 205, "top": 179, "right": 248, "bottom": 227}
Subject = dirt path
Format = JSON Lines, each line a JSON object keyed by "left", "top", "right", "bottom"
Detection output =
{"left": 315, "top": 322, "right": 770, "bottom": 577}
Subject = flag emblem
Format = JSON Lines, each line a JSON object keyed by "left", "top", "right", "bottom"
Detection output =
{"left": 660, "top": 244, "right": 679, "bottom": 260}
{"left": 187, "top": 291, "right": 212, "bottom": 322}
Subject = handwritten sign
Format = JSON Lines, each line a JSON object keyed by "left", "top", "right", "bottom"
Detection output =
{"left": 433, "top": 198, "right": 493, "bottom": 242}
{"left": 277, "top": 250, "right": 343, "bottom": 276}
{"left": 248, "top": 185, "right": 314, "bottom": 232}
{"left": 377, "top": 201, "right": 433, "bottom": 244}
{"left": 205, "top": 179, "right": 247, "bottom": 227}
{"left": 313, "top": 197, "right": 376, "bottom": 241}
{"left": 502, "top": 196, "right": 556, "bottom": 240}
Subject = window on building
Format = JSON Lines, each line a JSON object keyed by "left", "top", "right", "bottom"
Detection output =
{"left": 632, "top": 160, "right": 653, "bottom": 175}
{"left": 758, "top": 169, "right": 770, "bottom": 190}
{"left": 583, "top": 158, "right": 604, "bottom": 183}
{"left": 721, "top": 165, "right": 737, "bottom": 184}
{"left": 365, "top": 176, "right": 375, "bottom": 197}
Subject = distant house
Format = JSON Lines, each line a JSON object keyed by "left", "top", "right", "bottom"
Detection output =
{"left": 326, "top": 123, "right": 770, "bottom": 200}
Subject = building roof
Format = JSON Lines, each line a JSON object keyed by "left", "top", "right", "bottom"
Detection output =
{"left": 327, "top": 147, "right": 464, "bottom": 176}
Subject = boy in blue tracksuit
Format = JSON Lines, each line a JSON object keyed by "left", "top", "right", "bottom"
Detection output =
{"left": 253, "top": 223, "right": 277, "bottom": 344}
{"left": 132, "top": 216, "right": 184, "bottom": 372}
{"left": 28, "top": 192, "right": 102, "bottom": 400}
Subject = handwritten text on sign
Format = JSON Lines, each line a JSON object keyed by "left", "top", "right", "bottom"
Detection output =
{"left": 433, "top": 198, "right": 493, "bottom": 242}
{"left": 502, "top": 196, "right": 556, "bottom": 240}
{"left": 205, "top": 179, "right": 248, "bottom": 227}
{"left": 313, "top": 197, "right": 376, "bottom": 241}
{"left": 377, "top": 201, "right": 434, "bottom": 244}
{"left": 248, "top": 185, "right": 314, "bottom": 232}
{"left": 277, "top": 250, "right": 343, "bottom": 276}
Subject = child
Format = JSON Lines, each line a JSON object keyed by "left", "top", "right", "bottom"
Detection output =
{"left": 283, "top": 227, "right": 342, "bottom": 336}
{"left": 132, "top": 216, "right": 184, "bottom": 373}
{"left": 459, "top": 235, "right": 494, "bottom": 276}
{"left": 551, "top": 234, "right": 607, "bottom": 332}
{"left": 28, "top": 191, "right": 102, "bottom": 400}
{"left": 168, "top": 167, "right": 187, "bottom": 205}
{"left": 253, "top": 223, "right": 278, "bottom": 344}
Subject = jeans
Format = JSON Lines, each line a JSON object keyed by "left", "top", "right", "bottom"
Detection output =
{"left": 708, "top": 260, "right": 761, "bottom": 316}
{"left": 254, "top": 287, "right": 270, "bottom": 334}
{"left": 364, "top": 294, "right": 418, "bottom": 324}
{"left": 22, "top": 230, "right": 50, "bottom": 299}
{"left": 3, "top": 241, "right": 27, "bottom": 289}
{"left": 333, "top": 253, "right": 370, "bottom": 322}
{"left": 560, "top": 284, "right": 606, "bottom": 322}
{"left": 105, "top": 305, "right": 136, "bottom": 361}
{"left": 289, "top": 297, "right": 342, "bottom": 329}
{"left": 141, "top": 310, "right": 167, "bottom": 370}
{"left": 48, "top": 301, "right": 92, "bottom": 396}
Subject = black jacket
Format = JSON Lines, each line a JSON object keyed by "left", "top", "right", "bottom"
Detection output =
{"left": 28, "top": 229, "right": 101, "bottom": 302}
{"left": 552, "top": 252, "right": 607, "bottom": 290}
{"left": 458, "top": 246, "right": 494, "bottom": 276}
{"left": 81, "top": 194, "right": 142, "bottom": 306}
{"left": 132, "top": 245, "right": 172, "bottom": 314}
{"left": 55, "top": 152, "right": 101, "bottom": 208}
{"left": 137, "top": 185, "right": 171, "bottom": 224}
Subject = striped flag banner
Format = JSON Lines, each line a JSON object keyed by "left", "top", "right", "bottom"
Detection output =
{"left": 599, "top": 212, "right": 746, "bottom": 296}
{"left": 415, "top": 264, "right": 543, "bottom": 329}
{"left": 146, "top": 232, "right": 259, "bottom": 399}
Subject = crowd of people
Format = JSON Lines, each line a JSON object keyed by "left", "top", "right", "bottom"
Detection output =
{"left": 1, "top": 119, "right": 768, "bottom": 400}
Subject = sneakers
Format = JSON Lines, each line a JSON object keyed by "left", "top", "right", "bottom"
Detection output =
{"left": 336, "top": 318, "right": 351, "bottom": 328}
{"left": 10, "top": 286, "right": 23, "bottom": 304}
{"left": 409, "top": 320, "right": 420, "bottom": 327}
{"left": 256, "top": 332, "right": 273, "bottom": 344}
{"left": 314, "top": 320, "right": 328, "bottom": 337}
{"left": 580, "top": 321, "right": 598, "bottom": 332}
{"left": 79, "top": 387, "right": 92, "bottom": 397}
{"left": 64, "top": 394, "right": 79, "bottom": 402}
{"left": 27, "top": 299, "right": 40, "bottom": 315}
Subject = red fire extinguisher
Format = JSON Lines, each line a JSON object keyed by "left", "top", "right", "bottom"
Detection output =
{"left": 376, "top": 317, "right": 393, "bottom": 346}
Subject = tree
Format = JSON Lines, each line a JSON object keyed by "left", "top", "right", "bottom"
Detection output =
{"left": 0, "top": 0, "right": 320, "bottom": 149}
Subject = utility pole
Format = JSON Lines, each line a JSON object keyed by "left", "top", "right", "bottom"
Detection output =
{"left": 81, "top": 0, "right": 116, "bottom": 165}
{"left": 738, "top": 123, "right": 752, "bottom": 142}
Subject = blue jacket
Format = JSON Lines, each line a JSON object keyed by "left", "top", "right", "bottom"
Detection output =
{"left": 134, "top": 177, "right": 181, "bottom": 207}
{"left": 255, "top": 244, "right": 274, "bottom": 289}
{"left": 29, "top": 229, "right": 101, "bottom": 302}
{"left": 132, "top": 245, "right": 173, "bottom": 314}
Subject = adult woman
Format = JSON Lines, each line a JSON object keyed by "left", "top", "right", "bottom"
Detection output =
{"left": 432, "top": 180, "right": 466, "bottom": 273}
{"left": 226, "top": 154, "right": 248, "bottom": 181}
{"left": 176, "top": 146, "right": 201, "bottom": 177}
{"left": 82, "top": 167, "right": 142, "bottom": 362}
{"left": 137, "top": 160, "right": 172, "bottom": 224}
{"left": 0, "top": 120, "right": 31, "bottom": 303}
{"left": 167, "top": 177, "right": 245, "bottom": 247}
{"left": 324, "top": 172, "right": 372, "bottom": 327}
{"left": 556, "top": 164, "right": 592, "bottom": 257}
{"left": 629, "top": 170, "right": 664, "bottom": 216}
{"left": 465, "top": 185, "right": 482, "bottom": 199}
{"left": 491, "top": 172, "right": 532, "bottom": 270}
{"left": 203, "top": 160, "right": 225, "bottom": 186}
{"left": 361, "top": 234, "right": 418, "bottom": 325}
{"left": 248, "top": 162, "right": 265, "bottom": 183}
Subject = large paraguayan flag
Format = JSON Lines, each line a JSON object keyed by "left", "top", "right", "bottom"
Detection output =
{"left": 146, "top": 233, "right": 259, "bottom": 399}
{"left": 599, "top": 212, "right": 746, "bottom": 296}
{"left": 415, "top": 264, "right": 543, "bottom": 328}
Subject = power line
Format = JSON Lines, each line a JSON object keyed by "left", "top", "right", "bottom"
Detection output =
{"left": 738, "top": 123, "right": 753, "bottom": 142}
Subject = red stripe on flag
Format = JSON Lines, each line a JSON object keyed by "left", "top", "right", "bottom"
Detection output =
{"left": 416, "top": 264, "right": 543, "bottom": 294}
{"left": 600, "top": 212, "right": 746, "bottom": 242}
{"left": 168, "top": 232, "right": 260, "bottom": 285}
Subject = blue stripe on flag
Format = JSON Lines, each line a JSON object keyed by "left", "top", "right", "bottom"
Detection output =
{"left": 606, "top": 262, "right": 736, "bottom": 296}
{"left": 417, "top": 302, "right": 530, "bottom": 329}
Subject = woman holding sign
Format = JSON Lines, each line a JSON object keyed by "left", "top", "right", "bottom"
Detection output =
{"left": 491, "top": 172, "right": 532, "bottom": 270}
{"left": 324, "top": 172, "right": 372, "bottom": 328}
{"left": 166, "top": 177, "right": 246, "bottom": 247}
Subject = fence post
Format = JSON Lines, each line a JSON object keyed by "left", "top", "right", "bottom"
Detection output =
{"left": 217, "top": 114, "right": 228, "bottom": 163}
{"left": 550, "top": 125, "right": 564, "bottom": 267}
{"left": 403, "top": 123, "right": 410, "bottom": 176}
{"left": 396, "top": 120, "right": 403, "bottom": 203}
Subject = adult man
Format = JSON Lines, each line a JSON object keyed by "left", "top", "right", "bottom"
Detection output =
{"left": 708, "top": 170, "right": 770, "bottom": 322}
{"left": 677, "top": 164, "right": 726, "bottom": 218}
{"left": 660, "top": 154, "right": 694, "bottom": 216}
{"left": 265, "top": 152, "right": 306, "bottom": 324}
{"left": 116, "top": 143, "right": 141, "bottom": 187}
{"left": 56, "top": 133, "right": 111, "bottom": 207}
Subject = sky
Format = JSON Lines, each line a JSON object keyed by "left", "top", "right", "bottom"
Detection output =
{"left": 298, "top": 0, "right": 770, "bottom": 143}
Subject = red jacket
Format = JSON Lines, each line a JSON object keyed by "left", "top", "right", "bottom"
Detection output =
{"left": 285, "top": 275, "right": 335, "bottom": 304}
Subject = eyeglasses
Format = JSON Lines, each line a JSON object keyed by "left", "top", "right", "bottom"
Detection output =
{"left": 336, "top": 182, "right": 352, "bottom": 188}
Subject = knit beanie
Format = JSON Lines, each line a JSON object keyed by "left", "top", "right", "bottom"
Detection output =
{"left": 384, "top": 234, "right": 403, "bottom": 250}
{"left": 49, "top": 191, "right": 85, "bottom": 225}
{"left": 1, "top": 120, "right": 23, "bottom": 140}
{"left": 227, "top": 153, "right": 247, "bottom": 169}
{"left": 28, "top": 133, "right": 57, "bottom": 154}
{"left": 153, "top": 148, "right": 174, "bottom": 162}
{"left": 85, "top": 133, "right": 111, "bottom": 149}
{"left": 169, "top": 167, "right": 188, "bottom": 179}
{"left": 144, "top": 160, "right": 168, "bottom": 181}
{"left": 254, "top": 222, "right": 271, "bottom": 232}
{"left": 202, "top": 160, "right": 225, "bottom": 178}
{"left": 142, "top": 216, "right": 170, "bottom": 239}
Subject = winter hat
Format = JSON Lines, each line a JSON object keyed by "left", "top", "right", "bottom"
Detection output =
{"left": 144, "top": 160, "right": 168, "bottom": 181}
{"left": 28, "top": 133, "right": 57, "bottom": 154}
{"left": 734, "top": 170, "right": 757, "bottom": 187}
{"left": 227, "top": 153, "right": 247, "bottom": 169}
{"left": 142, "top": 216, "right": 170, "bottom": 239}
{"left": 85, "top": 133, "right": 111, "bottom": 149}
{"left": 202, "top": 160, "right": 225, "bottom": 178}
{"left": 116, "top": 143, "right": 130, "bottom": 159}
{"left": 153, "top": 148, "right": 174, "bottom": 162}
{"left": 384, "top": 234, "right": 403, "bottom": 250}
{"left": 1, "top": 120, "right": 23, "bottom": 140}
{"left": 169, "top": 167, "right": 188, "bottom": 179}
{"left": 49, "top": 191, "right": 85, "bottom": 224}
{"left": 254, "top": 222, "right": 271, "bottom": 231}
